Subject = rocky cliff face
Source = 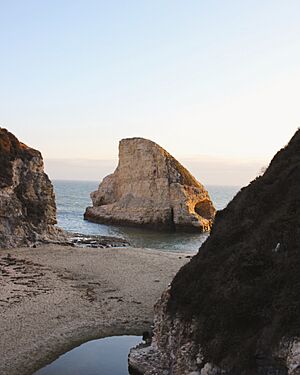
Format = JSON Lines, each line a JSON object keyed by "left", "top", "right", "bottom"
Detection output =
{"left": 0, "top": 128, "right": 62, "bottom": 248}
{"left": 129, "top": 130, "right": 300, "bottom": 374}
{"left": 85, "top": 138, "right": 215, "bottom": 231}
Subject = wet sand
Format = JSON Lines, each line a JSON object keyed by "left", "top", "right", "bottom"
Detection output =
{"left": 0, "top": 245, "right": 189, "bottom": 375}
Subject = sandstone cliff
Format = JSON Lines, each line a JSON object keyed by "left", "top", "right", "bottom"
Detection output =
{"left": 0, "top": 128, "right": 62, "bottom": 248}
{"left": 129, "top": 129, "right": 300, "bottom": 374}
{"left": 85, "top": 138, "right": 215, "bottom": 231}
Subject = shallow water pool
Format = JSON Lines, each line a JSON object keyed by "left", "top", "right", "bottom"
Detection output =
{"left": 33, "top": 335, "right": 141, "bottom": 375}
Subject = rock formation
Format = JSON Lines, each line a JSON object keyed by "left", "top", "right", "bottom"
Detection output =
{"left": 0, "top": 128, "right": 62, "bottom": 248}
{"left": 129, "top": 129, "right": 300, "bottom": 374}
{"left": 84, "top": 137, "right": 215, "bottom": 231}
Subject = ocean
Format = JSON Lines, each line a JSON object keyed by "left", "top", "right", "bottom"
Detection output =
{"left": 53, "top": 180, "right": 240, "bottom": 252}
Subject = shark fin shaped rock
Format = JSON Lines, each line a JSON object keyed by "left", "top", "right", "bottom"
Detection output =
{"left": 84, "top": 137, "right": 215, "bottom": 231}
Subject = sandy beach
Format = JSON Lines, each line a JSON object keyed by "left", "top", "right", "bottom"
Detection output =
{"left": 0, "top": 245, "right": 189, "bottom": 375}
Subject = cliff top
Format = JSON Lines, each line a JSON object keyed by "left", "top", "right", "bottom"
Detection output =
{"left": 0, "top": 128, "right": 40, "bottom": 158}
{"left": 118, "top": 137, "right": 202, "bottom": 188}
{"left": 0, "top": 128, "right": 41, "bottom": 187}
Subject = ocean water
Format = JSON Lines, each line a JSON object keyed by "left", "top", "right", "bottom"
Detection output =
{"left": 53, "top": 180, "right": 240, "bottom": 252}
{"left": 33, "top": 336, "right": 141, "bottom": 375}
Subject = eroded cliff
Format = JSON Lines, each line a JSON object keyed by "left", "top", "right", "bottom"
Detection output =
{"left": 85, "top": 138, "right": 215, "bottom": 231}
{"left": 129, "top": 129, "right": 300, "bottom": 374}
{"left": 0, "top": 128, "right": 62, "bottom": 247}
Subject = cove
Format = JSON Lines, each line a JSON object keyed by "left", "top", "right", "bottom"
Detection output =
{"left": 33, "top": 335, "right": 142, "bottom": 375}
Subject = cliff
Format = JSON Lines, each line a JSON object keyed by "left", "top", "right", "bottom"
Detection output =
{"left": 129, "top": 129, "right": 300, "bottom": 374}
{"left": 0, "top": 128, "right": 62, "bottom": 248}
{"left": 85, "top": 138, "right": 215, "bottom": 231}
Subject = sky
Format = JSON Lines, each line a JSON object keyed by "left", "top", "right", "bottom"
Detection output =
{"left": 1, "top": 1, "right": 299, "bottom": 185}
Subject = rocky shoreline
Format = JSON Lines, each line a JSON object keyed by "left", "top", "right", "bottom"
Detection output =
{"left": 38, "top": 232, "right": 130, "bottom": 249}
{"left": 1, "top": 127, "right": 300, "bottom": 375}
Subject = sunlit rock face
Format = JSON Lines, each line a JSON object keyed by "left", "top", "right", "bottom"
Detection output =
{"left": 85, "top": 137, "right": 215, "bottom": 231}
{"left": 129, "top": 129, "right": 300, "bottom": 374}
{"left": 0, "top": 128, "right": 62, "bottom": 248}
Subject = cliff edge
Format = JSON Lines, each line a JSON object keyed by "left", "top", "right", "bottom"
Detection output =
{"left": 0, "top": 128, "right": 62, "bottom": 248}
{"left": 129, "top": 129, "right": 300, "bottom": 374}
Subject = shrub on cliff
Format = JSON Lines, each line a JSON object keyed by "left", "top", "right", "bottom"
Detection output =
{"left": 168, "top": 129, "right": 300, "bottom": 370}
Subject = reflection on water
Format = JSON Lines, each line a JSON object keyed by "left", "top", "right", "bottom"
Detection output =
{"left": 53, "top": 180, "right": 240, "bottom": 252}
{"left": 33, "top": 336, "right": 141, "bottom": 375}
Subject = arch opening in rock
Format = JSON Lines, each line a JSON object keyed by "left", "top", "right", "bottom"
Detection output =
{"left": 194, "top": 200, "right": 214, "bottom": 220}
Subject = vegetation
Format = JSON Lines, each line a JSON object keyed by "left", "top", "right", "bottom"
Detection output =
{"left": 168, "top": 130, "right": 300, "bottom": 370}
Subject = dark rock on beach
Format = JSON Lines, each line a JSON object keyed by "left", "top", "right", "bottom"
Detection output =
{"left": 68, "top": 233, "right": 130, "bottom": 248}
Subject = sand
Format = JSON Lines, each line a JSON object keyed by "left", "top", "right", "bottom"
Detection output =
{"left": 0, "top": 245, "right": 190, "bottom": 375}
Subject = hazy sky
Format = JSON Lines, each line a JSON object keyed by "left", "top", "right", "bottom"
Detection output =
{"left": 1, "top": 1, "right": 299, "bottom": 184}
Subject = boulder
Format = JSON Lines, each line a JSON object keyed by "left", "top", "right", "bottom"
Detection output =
{"left": 84, "top": 137, "right": 215, "bottom": 231}
{"left": 0, "top": 128, "right": 62, "bottom": 247}
{"left": 129, "top": 129, "right": 300, "bottom": 374}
